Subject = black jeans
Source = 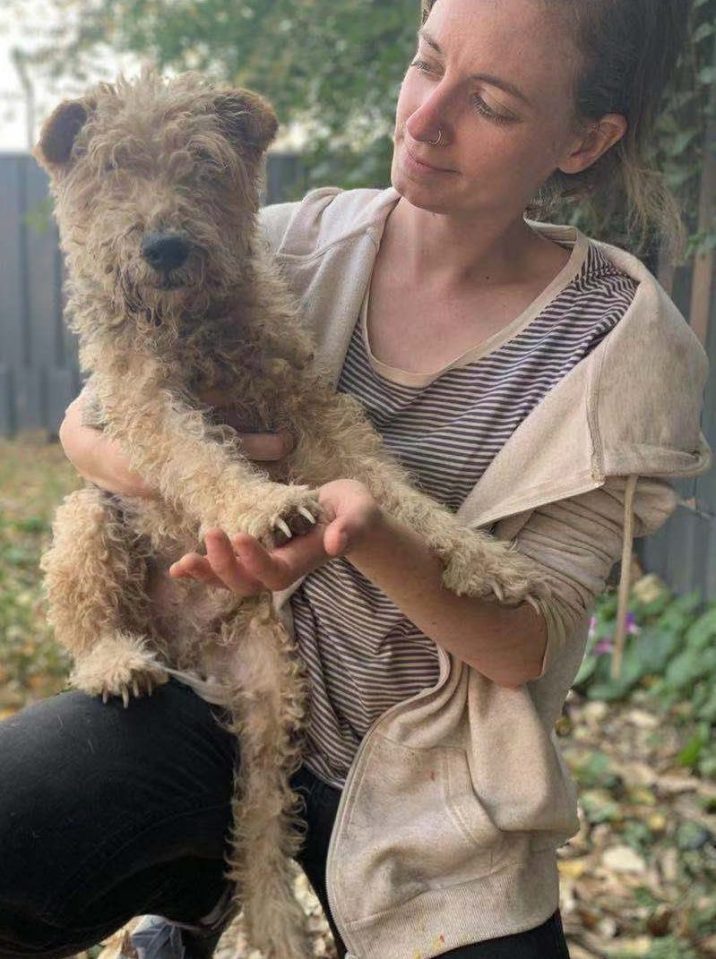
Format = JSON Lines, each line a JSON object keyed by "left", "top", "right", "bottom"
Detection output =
{"left": 0, "top": 679, "right": 570, "bottom": 959}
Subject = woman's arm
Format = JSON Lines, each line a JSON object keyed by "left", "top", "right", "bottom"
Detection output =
{"left": 171, "top": 478, "right": 546, "bottom": 689}
{"left": 60, "top": 390, "right": 154, "bottom": 496}
{"left": 59, "top": 389, "right": 296, "bottom": 496}
{"left": 347, "top": 509, "right": 546, "bottom": 689}
{"left": 172, "top": 475, "right": 679, "bottom": 690}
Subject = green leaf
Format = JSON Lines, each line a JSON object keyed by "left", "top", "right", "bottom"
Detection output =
{"left": 632, "top": 625, "right": 681, "bottom": 673}
{"left": 685, "top": 605, "right": 716, "bottom": 652}
{"left": 677, "top": 732, "right": 704, "bottom": 767}
{"left": 665, "top": 646, "right": 716, "bottom": 690}
{"left": 692, "top": 21, "right": 716, "bottom": 43}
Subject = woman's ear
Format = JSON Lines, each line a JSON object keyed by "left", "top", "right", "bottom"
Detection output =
{"left": 213, "top": 88, "right": 279, "bottom": 158}
{"left": 558, "top": 113, "right": 628, "bottom": 175}
{"left": 33, "top": 98, "right": 95, "bottom": 173}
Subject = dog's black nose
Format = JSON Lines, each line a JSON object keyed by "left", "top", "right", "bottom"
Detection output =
{"left": 141, "top": 233, "right": 190, "bottom": 271}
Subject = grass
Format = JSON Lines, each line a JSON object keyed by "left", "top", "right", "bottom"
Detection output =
{"left": 0, "top": 432, "right": 81, "bottom": 714}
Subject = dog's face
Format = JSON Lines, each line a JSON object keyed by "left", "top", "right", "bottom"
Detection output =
{"left": 34, "top": 70, "right": 277, "bottom": 331}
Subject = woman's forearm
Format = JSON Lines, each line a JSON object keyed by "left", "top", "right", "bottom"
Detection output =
{"left": 59, "top": 396, "right": 154, "bottom": 497}
{"left": 345, "top": 509, "right": 547, "bottom": 689}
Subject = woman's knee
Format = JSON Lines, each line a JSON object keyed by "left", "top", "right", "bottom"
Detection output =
{"left": 0, "top": 681, "right": 237, "bottom": 904}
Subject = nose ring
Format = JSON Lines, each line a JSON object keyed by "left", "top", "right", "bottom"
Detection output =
{"left": 426, "top": 129, "right": 443, "bottom": 146}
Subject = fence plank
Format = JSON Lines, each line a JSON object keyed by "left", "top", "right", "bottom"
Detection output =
{"left": 0, "top": 157, "right": 28, "bottom": 431}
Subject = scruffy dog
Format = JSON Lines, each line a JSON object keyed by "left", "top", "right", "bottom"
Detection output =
{"left": 35, "top": 70, "right": 547, "bottom": 959}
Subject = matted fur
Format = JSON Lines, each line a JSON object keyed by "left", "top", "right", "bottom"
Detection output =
{"left": 35, "top": 69, "right": 549, "bottom": 959}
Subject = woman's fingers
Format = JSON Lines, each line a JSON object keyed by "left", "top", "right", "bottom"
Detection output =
{"left": 197, "top": 391, "right": 295, "bottom": 462}
{"left": 204, "top": 529, "right": 265, "bottom": 594}
{"left": 322, "top": 521, "right": 350, "bottom": 557}
{"left": 229, "top": 530, "right": 318, "bottom": 591}
{"left": 169, "top": 521, "right": 332, "bottom": 596}
{"left": 169, "top": 552, "right": 226, "bottom": 588}
{"left": 169, "top": 533, "right": 263, "bottom": 595}
{"left": 234, "top": 430, "right": 295, "bottom": 462}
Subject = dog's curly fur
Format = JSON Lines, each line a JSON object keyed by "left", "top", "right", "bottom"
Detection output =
{"left": 35, "top": 69, "right": 549, "bottom": 959}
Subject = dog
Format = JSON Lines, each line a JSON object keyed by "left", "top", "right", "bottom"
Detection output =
{"left": 35, "top": 69, "right": 547, "bottom": 958}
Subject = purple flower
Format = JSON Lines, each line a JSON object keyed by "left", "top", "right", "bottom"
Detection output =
{"left": 594, "top": 639, "right": 614, "bottom": 656}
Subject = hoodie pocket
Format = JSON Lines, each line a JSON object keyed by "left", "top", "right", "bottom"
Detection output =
{"left": 332, "top": 737, "right": 515, "bottom": 921}
{"left": 442, "top": 746, "right": 507, "bottom": 854}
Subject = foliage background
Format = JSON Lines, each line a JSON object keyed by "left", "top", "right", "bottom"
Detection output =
{"left": 9, "top": 0, "right": 716, "bottom": 258}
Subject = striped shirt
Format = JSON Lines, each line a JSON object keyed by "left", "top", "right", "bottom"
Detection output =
{"left": 291, "top": 234, "right": 638, "bottom": 789}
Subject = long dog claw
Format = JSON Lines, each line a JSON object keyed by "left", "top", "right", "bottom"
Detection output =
{"left": 491, "top": 580, "right": 506, "bottom": 603}
{"left": 526, "top": 595, "right": 541, "bottom": 614}
{"left": 274, "top": 517, "right": 292, "bottom": 540}
{"left": 298, "top": 506, "right": 317, "bottom": 524}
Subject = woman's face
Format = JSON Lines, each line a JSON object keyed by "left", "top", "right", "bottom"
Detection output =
{"left": 392, "top": 0, "right": 586, "bottom": 220}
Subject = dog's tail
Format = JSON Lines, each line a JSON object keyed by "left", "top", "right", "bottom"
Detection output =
{"left": 224, "top": 596, "right": 311, "bottom": 959}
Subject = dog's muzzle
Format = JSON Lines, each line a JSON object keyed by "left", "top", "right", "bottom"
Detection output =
{"left": 140, "top": 232, "right": 191, "bottom": 272}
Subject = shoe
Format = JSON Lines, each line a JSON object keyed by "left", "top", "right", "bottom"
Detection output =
{"left": 130, "top": 886, "right": 239, "bottom": 959}
{"left": 130, "top": 917, "right": 189, "bottom": 959}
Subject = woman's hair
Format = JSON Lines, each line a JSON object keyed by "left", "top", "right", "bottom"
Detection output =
{"left": 419, "top": 0, "right": 692, "bottom": 256}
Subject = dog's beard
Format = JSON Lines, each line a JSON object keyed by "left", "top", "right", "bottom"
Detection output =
{"left": 114, "top": 253, "right": 223, "bottom": 310}
{"left": 106, "top": 254, "right": 240, "bottom": 336}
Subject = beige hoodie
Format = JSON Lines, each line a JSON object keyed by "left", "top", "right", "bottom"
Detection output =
{"left": 175, "top": 186, "right": 712, "bottom": 957}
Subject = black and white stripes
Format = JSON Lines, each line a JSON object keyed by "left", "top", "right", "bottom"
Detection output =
{"left": 292, "top": 240, "right": 638, "bottom": 788}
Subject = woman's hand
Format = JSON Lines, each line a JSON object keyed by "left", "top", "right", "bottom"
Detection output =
{"left": 60, "top": 390, "right": 155, "bottom": 497}
{"left": 169, "top": 479, "right": 382, "bottom": 596}
{"left": 59, "top": 387, "right": 295, "bottom": 497}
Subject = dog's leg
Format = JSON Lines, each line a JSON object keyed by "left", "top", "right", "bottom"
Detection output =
{"left": 85, "top": 362, "right": 320, "bottom": 548}
{"left": 290, "top": 392, "right": 550, "bottom": 607}
{"left": 41, "top": 485, "right": 168, "bottom": 705}
{"left": 219, "top": 597, "right": 310, "bottom": 959}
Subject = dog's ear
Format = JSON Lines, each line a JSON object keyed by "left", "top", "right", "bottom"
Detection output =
{"left": 213, "top": 89, "right": 278, "bottom": 157}
{"left": 33, "top": 98, "right": 95, "bottom": 173}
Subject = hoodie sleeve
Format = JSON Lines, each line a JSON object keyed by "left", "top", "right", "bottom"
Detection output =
{"left": 495, "top": 476, "right": 679, "bottom": 679}
{"left": 258, "top": 201, "right": 301, "bottom": 256}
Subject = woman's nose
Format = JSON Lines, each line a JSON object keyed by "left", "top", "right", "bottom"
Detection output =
{"left": 405, "top": 86, "right": 453, "bottom": 145}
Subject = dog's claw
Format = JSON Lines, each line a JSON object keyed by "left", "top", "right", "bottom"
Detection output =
{"left": 132, "top": 679, "right": 140, "bottom": 698}
{"left": 122, "top": 687, "right": 130, "bottom": 709}
{"left": 102, "top": 689, "right": 109, "bottom": 705}
{"left": 298, "top": 506, "right": 317, "bottom": 524}
{"left": 274, "top": 517, "right": 293, "bottom": 540}
{"left": 526, "top": 595, "right": 541, "bottom": 614}
{"left": 491, "top": 580, "right": 506, "bottom": 603}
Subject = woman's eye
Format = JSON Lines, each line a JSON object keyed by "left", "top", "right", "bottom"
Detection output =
{"left": 471, "top": 95, "right": 513, "bottom": 124}
{"left": 409, "top": 57, "right": 516, "bottom": 125}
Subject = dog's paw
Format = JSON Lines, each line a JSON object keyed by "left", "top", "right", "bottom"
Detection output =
{"left": 231, "top": 486, "right": 323, "bottom": 548}
{"left": 71, "top": 643, "right": 169, "bottom": 709}
{"left": 441, "top": 535, "right": 551, "bottom": 608}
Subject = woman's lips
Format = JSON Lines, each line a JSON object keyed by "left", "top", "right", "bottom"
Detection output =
{"left": 402, "top": 142, "right": 455, "bottom": 175}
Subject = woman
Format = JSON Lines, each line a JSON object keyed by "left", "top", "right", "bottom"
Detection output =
{"left": 0, "top": 0, "right": 710, "bottom": 957}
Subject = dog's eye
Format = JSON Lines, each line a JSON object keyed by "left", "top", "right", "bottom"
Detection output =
{"left": 191, "top": 148, "right": 225, "bottom": 172}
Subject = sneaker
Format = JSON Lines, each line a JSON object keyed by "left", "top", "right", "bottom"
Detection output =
{"left": 130, "top": 886, "right": 239, "bottom": 959}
